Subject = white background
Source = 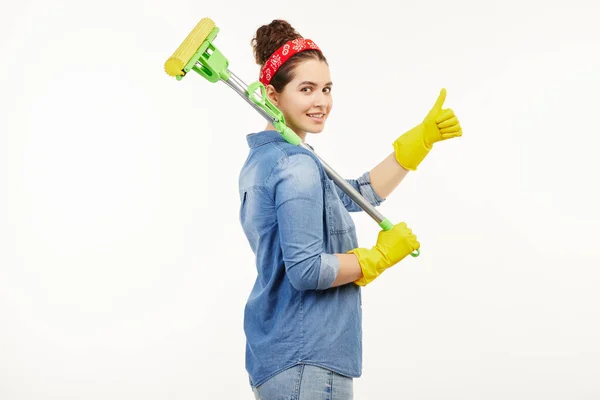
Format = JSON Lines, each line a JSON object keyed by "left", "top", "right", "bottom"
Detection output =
{"left": 1, "top": 0, "right": 599, "bottom": 398}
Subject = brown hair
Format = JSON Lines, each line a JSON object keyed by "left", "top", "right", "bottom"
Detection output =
{"left": 251, "top": 20, "right": 328, "bottom": 92}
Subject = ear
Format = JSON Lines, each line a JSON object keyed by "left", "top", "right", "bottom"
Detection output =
{"left": 265, "top": 85, "right": 279, "bottom": 106}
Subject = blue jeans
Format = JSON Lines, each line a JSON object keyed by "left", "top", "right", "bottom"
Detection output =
{"left": 252, "top": 364, "right": 354, "bottom": 400}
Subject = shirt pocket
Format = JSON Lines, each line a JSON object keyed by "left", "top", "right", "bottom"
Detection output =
{"left": 324, "top": 179, "right": 356, "bottom": 235}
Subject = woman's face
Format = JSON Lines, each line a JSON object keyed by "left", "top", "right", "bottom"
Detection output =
{"left": 267, "top": 59, "right": 333, "bottom": 137}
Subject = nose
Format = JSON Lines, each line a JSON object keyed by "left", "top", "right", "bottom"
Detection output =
{"left": 313, "top": 90, "right": 326, "bottom": 108}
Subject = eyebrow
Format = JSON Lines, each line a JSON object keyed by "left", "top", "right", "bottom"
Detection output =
{"left": 297, "top": 81, "right": 333, "bottom": 87}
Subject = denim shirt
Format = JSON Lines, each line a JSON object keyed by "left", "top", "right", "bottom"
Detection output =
{"left": 238, "top": 130, "right": 385, "bottom": 387}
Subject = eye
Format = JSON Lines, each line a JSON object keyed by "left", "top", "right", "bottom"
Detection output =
{"left": 323, "top": 87, "right": 332, "bottom": 93}
{"left": 301, "top": 87, "right": 312, "bottom": 93}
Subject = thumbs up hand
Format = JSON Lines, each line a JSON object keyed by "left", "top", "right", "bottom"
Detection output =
{"left": 422, "top": 88, "right": 462, "bottom": 148}
{"left": 392, "top": 88, "right": 463, "bottom": 170}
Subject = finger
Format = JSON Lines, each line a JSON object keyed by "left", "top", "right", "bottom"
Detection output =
{"left": 441, "top": 131, "right": 462, "bottom": 139}
{"left": 412, "top": 239, "right": 420, "bottom": 250}
{"left": 440, "top": 124, "right": 462, "bottom": 135}
{"left": 441, "top": 130, "right": 462, "bottom": 140}
{"left": 398, "top": 225, "right": 412, "bottom": 235}
{"left": 435, "top": 108, "right": 455, "bottom": 123}
{"left": 396, "top": 222, "right": 407, "bottom": 229}
{"left": 431, "top": 88, "right": 447, "bottom": 113}
{"left": 437, "top": 116, "right": 458, "bottom": 129}
{"left": 441, "top": 132, "right": 462, "bottom": 140}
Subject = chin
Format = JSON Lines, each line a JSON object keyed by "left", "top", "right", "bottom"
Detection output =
{"left": 305, "top": 124, "right": 326, "bottom": 134}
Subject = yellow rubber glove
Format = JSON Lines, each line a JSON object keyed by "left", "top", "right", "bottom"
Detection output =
{"left": 347, "top": 222, "right": 420, "bottom": 286}
{"left": 393, "top": 88, "right": 463, "bottom": 170}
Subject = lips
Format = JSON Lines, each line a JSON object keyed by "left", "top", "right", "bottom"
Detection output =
{"left": 307, "top": 113, "right": 325, "bottom": 123}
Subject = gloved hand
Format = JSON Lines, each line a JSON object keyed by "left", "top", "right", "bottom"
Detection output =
{"left": 393, "top": 88, "right": 463, "bottom": 170}
{"left": 347, "top": 222, "right": 420, "bottom": 286}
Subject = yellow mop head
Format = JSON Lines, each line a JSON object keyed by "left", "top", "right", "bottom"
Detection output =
{"left": 164, "top": 18, "right": 216, "bottom": 77}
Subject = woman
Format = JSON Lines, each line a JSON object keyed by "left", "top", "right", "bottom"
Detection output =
{"left": 239, "top": 20, "right": 462, "bottom": 399}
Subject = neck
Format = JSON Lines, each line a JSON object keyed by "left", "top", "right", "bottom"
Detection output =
{"left": 264, "top": 122, "right": 307, "bottom": 142}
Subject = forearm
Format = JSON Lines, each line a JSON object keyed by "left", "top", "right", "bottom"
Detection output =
{"left": 331, "top": 253, "right": 363, "bottom": 287}
{"left": 369, "top": 151, "right": 410, "bottom": 199}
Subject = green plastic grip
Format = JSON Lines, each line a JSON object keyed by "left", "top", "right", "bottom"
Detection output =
{"left": 246, "top": 81, "right": 302, "bottom": 145}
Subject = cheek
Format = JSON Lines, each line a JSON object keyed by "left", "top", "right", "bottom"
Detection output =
{"left": 293, "top": 97, "right": 314, "bottom": 115}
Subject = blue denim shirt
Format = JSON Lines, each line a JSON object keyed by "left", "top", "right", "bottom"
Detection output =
{"left": 238, "top": 130, "right": 385, "bottom": 387}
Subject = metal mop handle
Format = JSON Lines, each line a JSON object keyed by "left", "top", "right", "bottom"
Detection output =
{"left": 163, "top": 18, "right": 419, "bottom": 257}
{"left": 223, "top": 73, "right": 389, "bottom": 228}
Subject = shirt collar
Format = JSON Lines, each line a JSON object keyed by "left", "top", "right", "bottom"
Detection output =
{"left": 246, "top": 130, "right": 287, "bottom": 148}
{"left": 246, "top": 130, "right": 315, "bottom": 151}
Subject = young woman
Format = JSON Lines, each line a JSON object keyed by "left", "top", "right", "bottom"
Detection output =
{"left": 239, "top": 20, "right": 462, "bottom": 400}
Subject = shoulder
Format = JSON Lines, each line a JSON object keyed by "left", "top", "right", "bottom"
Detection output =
{"left": 267, "top": 143, "right": 325, "bottom": 186}
{"left": 240, "top": 139, "right": 325, "bottom": 193}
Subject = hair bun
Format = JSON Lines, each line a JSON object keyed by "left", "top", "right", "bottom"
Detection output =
{"left": 251, "top": 20, "right": 302, "bottom": 66}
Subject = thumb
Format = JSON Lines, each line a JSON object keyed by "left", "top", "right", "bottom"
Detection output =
{"left": 431, "top": 88, "right": 447, "bottom": 113}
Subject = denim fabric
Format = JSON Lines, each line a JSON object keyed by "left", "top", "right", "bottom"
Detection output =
{"left": 239, "top": 130, "right": 385, "bottom": 388}
{"left": 252, "top": 364, "right": 353, "bottom": 400}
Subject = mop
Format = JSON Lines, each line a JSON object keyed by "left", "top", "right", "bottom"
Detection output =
{"left": 164, "top": 18, "right": 420, "bottom": 257}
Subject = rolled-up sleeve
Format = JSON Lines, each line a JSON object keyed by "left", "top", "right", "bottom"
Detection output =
{"left": 334, "top": 171, "right": 386, "bottom": 212}
{"left": 270, "top": 153, "right": 339, "bottom": 291}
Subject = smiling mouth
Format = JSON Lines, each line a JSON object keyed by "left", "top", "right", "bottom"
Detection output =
{"left": 307, "top": 113, "right": 325, "bottom": 120}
